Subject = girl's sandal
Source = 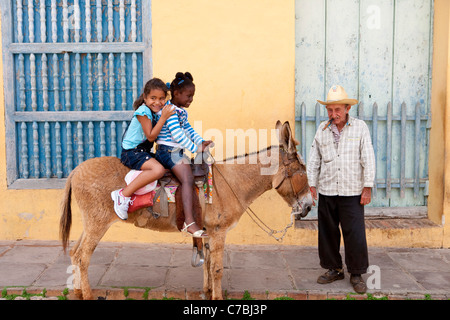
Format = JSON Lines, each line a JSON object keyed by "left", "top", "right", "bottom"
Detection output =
{"left": 182, "top": 222, "right": 209, "bottom": 238}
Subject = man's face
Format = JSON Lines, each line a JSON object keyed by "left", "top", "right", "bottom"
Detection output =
{"left": 326, "top": 104, "right": 351, "bottom": 128}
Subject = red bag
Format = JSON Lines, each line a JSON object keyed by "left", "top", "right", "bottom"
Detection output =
{"left": 128, "top": 190, "right": 156, "bottom": 213}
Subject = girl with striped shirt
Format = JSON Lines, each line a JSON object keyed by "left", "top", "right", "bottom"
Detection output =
{"left": 155, "top": 72, "right": 212, "bottom": 238}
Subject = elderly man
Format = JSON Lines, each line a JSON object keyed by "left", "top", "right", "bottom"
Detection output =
{"left": 307, "top": 85, "right": 375, "bottom": 294}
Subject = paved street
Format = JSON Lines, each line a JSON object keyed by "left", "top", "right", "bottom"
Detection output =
{"left": 0, "top": 240, "right": 449, "bottom": 300}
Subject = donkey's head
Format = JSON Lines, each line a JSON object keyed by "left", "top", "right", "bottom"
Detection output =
{"left": 272, "top": 121, "right": 313, "bottom": 218}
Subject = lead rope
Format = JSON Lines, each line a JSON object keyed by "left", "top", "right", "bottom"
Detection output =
{"left": 205, "top": 150, "right": 296, "bottom": 242}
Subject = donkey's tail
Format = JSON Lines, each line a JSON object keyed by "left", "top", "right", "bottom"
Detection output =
{"left": 60, "top": 170, "right": 74, "bottom": 253}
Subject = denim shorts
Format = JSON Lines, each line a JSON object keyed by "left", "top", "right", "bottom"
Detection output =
{"left": 155, "top": 145, "right": 189, "bottom": 169}
{"left": 121, "top": 147, "right": 155, "bottom": 170}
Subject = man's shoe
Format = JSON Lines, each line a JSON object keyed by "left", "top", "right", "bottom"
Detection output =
{"left": 350, "top": 274, "right": 367, "bottom": 294}
{"left": 317, "top": 269, "right": 345, "bottom": 284}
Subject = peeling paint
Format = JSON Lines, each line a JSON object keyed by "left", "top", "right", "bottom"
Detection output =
{"left": 17, "top": 210, "right": 44, "bottom": 222}
{"left": 18, "top": 212, "right": 34, "bottom": 221}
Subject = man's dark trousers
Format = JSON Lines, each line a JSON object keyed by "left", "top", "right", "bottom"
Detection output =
{"left": 318, "top": 194, "right": 369, "bottom": 274}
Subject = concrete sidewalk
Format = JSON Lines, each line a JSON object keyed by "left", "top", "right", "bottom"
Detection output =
{"left": 0, "top": 240, "right": 449, "bottom": 300}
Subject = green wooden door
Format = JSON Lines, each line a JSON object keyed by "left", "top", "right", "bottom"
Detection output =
{"left": 295, "top": 0, "right": 433, "bottom": 218}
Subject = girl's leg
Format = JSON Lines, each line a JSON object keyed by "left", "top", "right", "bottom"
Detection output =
{"left": 122, "top": 159, "right": 166, "bottom": 197}
{"left": 171, "top": 163, "right": 203, "bottom": 234}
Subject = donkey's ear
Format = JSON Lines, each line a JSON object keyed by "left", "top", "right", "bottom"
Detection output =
{"left": 275, "top": 120, "right": 286, "bottom": 148}
{"left": 275, "top": 120, "right": 282, "bottom": 135}
{"left": 280, "top": 121, "right": 297, "bottom": 153}
{"left": 278, "top": 121, "right": 290, "bottom": 151}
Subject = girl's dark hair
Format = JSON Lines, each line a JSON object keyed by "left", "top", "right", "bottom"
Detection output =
{"left": 169, "top": 72, "right": 194, "bottom": 97}
{"left": 133, "top": 78, "right": 168, "bottom": 110}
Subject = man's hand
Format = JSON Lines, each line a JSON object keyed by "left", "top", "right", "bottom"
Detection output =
{"left": 360, "top": 187, "right": 372, "bottom": 206}
{"left": 310, "top": 186, "right": 317, "bottom": 206}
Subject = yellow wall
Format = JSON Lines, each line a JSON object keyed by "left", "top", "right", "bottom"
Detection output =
{"left": 0, "top": 0, "right": 448, "bottom": 248}
{"left": 442, "top": 0, "right": 450, "bottom": 247}
{"left": 428, "top": 0, "right": 448, "bottom": 228}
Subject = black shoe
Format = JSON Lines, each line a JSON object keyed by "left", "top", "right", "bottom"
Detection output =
{"left": 317, "top": 269, "right": 345, "bottom": 284}
{"left": 350, "top": 274, "right": 367, "bottom": 293}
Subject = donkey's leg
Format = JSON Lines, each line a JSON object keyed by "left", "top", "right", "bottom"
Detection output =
{"left": 203, "top": 238, "right": 212, "bottom": 299}
{"left": 77, "top": 240, "right": 96, "bottom": 300}
{"left": 207, "top": 232, "right": 227, "bottom": 300}
{"left": 79, "top": 227, "right": 111, "bottom": 300}
{"left": 70, "top": 232, "right": 97, "bottom": 300}
{"left": 69, "top": 232, "right": 84, "bottom": 299}
{"left": 70, "top": 231, "right": 83, "bottom": 257}
{"left": 73, "top": 219, "right": 112, "bottom": 300}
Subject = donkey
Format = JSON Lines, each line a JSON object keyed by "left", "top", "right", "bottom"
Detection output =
{"left": 59, "top": 121, "right": 313, "bottom": 300}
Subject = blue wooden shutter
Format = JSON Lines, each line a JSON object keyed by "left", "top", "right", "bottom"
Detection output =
{"left": 1, "top": 0, "right": 151, "bottom": 189}
{"left": 295, "top": 0, "right": 433, "bottom": 218}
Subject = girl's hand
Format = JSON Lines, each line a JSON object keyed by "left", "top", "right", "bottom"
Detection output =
{"left": 161, "top": 104, "right": 175, "bottom": 120}
{"left": 198, "top": 140, "right": 214, "bottom": 152}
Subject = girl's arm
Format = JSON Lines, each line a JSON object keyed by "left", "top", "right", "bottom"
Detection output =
{"left": 138, "top": 105, "right": 175, "bottom": 142}
{"left": 182, "top": 119, "right": 204, "bottom": 146}
{"left": 137, "top": 115, "right": 153, "bottom": 141}
{"left": 180, "top": 112, "right": 213, "bottom": 152}
{"left": 147, "top": 105, "right": 175, "bottom": 141}
{"left": 166, "top": 113, "right": 198, "bottom": 153}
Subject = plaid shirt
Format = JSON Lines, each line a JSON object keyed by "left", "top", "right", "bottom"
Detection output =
{"left": 307, "top": 116, "right": 376, "bottom": 196}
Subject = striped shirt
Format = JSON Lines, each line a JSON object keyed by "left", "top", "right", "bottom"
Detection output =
{"left": 307, "top": 116, "right": 376, "bottom": 196}
{"left": 155, "top": 102, "right": 204, "bottom": 153}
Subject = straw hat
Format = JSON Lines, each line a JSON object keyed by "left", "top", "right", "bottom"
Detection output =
{"left": 317, "top": 85, "right": 358, "bottom": 106}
